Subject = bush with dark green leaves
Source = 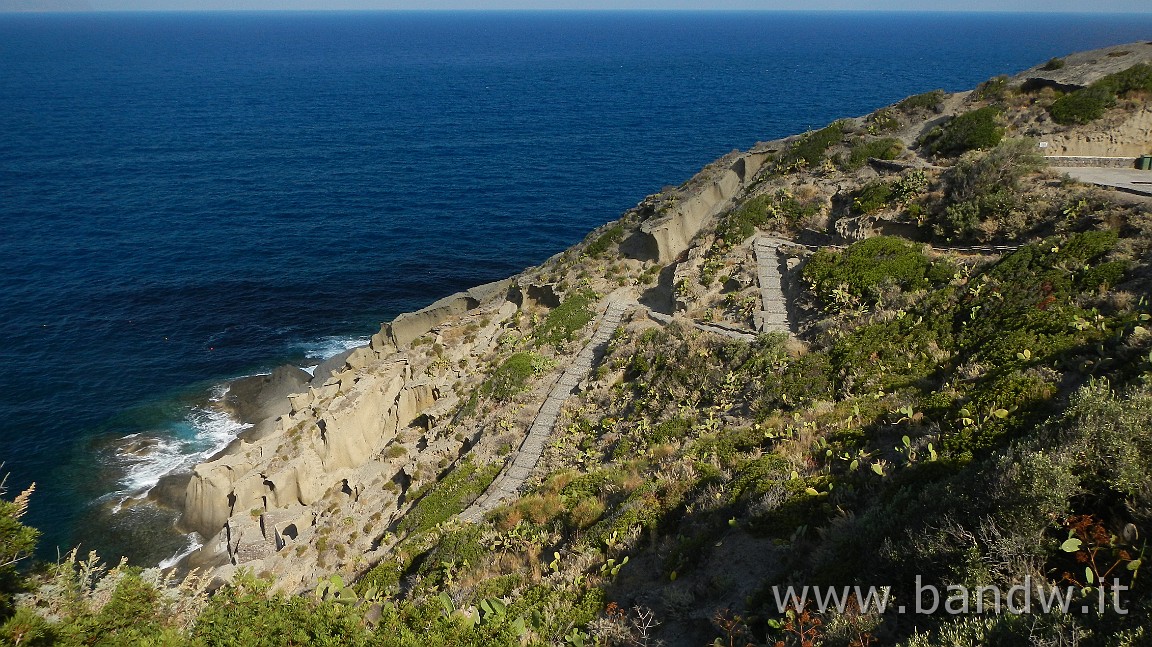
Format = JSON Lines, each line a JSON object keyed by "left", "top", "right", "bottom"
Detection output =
{"left": 534, "top": 290, "right": 597, "bottom": 347}
{"left": 1048, "top": 63, "right": 1152, "bottom": 125}
{"left": 584, "top": 223, "right": 624, "bottom": 258}
{"left": 193, "top": 574, "right": 370, "bottom": 647}
{"left": 1048, "top": 86, "right": 1117, "bottom": 125}
{"left": 397, "top": 459, "right": 502, "bottom": 536}
{"left": 0, "top": 483, "right": 38, "bottom": 622}
{"left": 850, "top": 179, "right": 896, "bottom": 215}
{"left": 714, "top": 190, "right": 819, "bottom": 249}
{"left": 921, "top": 106, "right": 1004, "bottom": 157}
{"left": 779, "top": 121, "right": 845, "bottom": 170}
{"left": 930, "top": 139, "right": 1045, "bottom": 242}
{"left": 839, "top": 136, "right": 903, "bottom": 171}
{"left": 802, "top": 236, "right": 938, "bottom": 307}
{"left": 897, "top": 89, "right": 945, "bottom": 113}
{"left": 481, "top": 352, "right": 544, "bottom": 401}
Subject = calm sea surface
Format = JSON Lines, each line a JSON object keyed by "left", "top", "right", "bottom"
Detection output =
{"left": 2, "top": 10, "right": 1150, "bottom": 563}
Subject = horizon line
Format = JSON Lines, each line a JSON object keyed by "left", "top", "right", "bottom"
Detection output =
{"left": 5, "top": 7, "right": 1152, "bottom": 13}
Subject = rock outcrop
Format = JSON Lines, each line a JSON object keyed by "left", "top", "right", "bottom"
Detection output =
{"left": 639, "top": 151, "right": 771, "bottom": 263}
{"left": 1039, "top": 106, "right": 1152, "bottom": 157}
{"left": 179, "top": 279, "right": 517, "bottom": 575}
{"left": 381, "top": 279, "right": 512, "bottom": 348}
{"left": 1015, "top": 42, "right": 1152, "bottom": 92}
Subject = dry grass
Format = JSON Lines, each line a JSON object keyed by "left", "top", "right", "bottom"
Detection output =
{"left": 516, "top": 493, "right": 565, "bottom": 525}
{"left": 569, "top": 497, "right": 607, "bottom": 529}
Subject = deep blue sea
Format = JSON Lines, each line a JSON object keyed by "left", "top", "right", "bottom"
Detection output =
{"left": 2, "top": 10, "right": 1151, "bottom": 565}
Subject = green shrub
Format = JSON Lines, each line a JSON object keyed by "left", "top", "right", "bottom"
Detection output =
{"left": 732, "top": 454, "right": 791, "bottom": 499}
{"left": 972, "top": 75, "right": 1011, "bottom": 102}
{"left": 1047, "top": 63, "right": 1152, "bottom": 125}
{"left": 802, "top": 236, "right": 934, "bottom": 306}
{"left": 57, "top": 572, "right": 178, "bottom": 646}
{"left": 780, "top": 121, "right": 846, "bottom": 170}
{"left": 193, "top": 574, "right": 369, "bottom": 647}
{"left": 1041, "top": 57, "right": 1066, "bottom": 71}
{"left": 922, "top": 106, "right": 1004, "bottom": 157}
{"left": 0, "top": 607, "right": 55, "bottom": 646}
{"left": 1060, "top": 228, "right": 1118, "bottom": 262}
{"left": 715, "top": 190, "right": 818, "bottom": 249}
{"left": 850, "top": 179, "right": 896, "bottom": 215}
{"left": 830, "top": 318, "right": 946, "bottom": 393}
{"left": 1078, "top": 260, "right": 1127, "bottom": 290}
{"left": 397, "top": 459, "right": 502, "bottom": 536}
{"left": 1094, "top": 62, "right": 1152, "bottom": 96}
{"left": 535, "top": 289, "right": 597, "bottom": 347}
{"left": 584, "top": 223, "right": 624, "bottom": 258}
{"left": 1048, "top": 86, "right": 1116, "bottom": 125}
{"left": 0, "top": 484, "right": 38, "bottom": 621}
{"left": 931, "top": 139, "right": 1045, "bottom": 241}
{"left": 649, "top": 417, "right": 692, "bottom": 445}
{"left": 897, "top": 89, "right": 945, "bottom": 113}
{"left": 866, "top": 108, "right": 902, "bottom": 133}
{"left": 481, "top": 352, "right": 546, "bottom": 401}
{"left": 839, "top": 137, "right": 903, "bottom": 171}
{"left": 416, "top": 524, "right": 486, "bottom": 586}
{"left": 354, "top": 556, "right": 408, "bottom": 597}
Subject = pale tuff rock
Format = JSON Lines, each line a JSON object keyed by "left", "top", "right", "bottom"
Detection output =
{"left": 384, "top": 278, "right": 512, "bottom": 348}
{"left": 179, "top": 283, "right": 523, "bottom": 584}
{"left": 1043, "top": 106, "right": 1152, "bottom": 157}
{"left": 182, "top": 357, "right": 412, "bottom": 542}
{"left": 639, "top": 151, "right": 771, "bottom": 263}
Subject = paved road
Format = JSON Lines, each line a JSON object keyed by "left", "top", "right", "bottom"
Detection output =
{"left": 1059, "top": 167, "right": 1152, "bottom": 197}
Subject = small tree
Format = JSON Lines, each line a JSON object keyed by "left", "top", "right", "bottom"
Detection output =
{"left": 0, "top": 479, "right": 38, "bottom": 621}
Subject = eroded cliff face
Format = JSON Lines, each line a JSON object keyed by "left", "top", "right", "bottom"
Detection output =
{"left": 638, "top": 150, "right": 772, "bottom": 263}
{"left": 177, "top": 281, "right": 522, "bottom": 587}
{"left": 1042, "top": 106, "right": 1152, "bottom": 156}
{"left": 170, "top": 120, "right": 778, "bottom": 589}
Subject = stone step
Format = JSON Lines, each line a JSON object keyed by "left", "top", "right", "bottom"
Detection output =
{"left": 761, "top": 300, "right": 789, "bottom": 314}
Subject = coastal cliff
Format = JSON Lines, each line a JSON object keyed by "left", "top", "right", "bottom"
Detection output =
{"left": 13, "top": 41, "right": 1151, "bottom": 646}
{"left": 173, "top": 42, "right": 1152, "bottom": 600}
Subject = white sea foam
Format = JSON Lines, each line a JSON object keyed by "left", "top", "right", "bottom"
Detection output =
{"left": 159, "top": 532, "right": 204, "bottom": 570}
{"left": 112, "top": 406, "right": 250, "bottom": 499}
{"left": 294, "top": 334, "right": 370, "bottom": 361}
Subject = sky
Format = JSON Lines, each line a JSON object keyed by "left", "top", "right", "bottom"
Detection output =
{"left": 7, "top": 0, "right": 1152, "bottom": 11}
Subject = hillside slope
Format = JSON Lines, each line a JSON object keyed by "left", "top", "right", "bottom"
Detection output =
{"left": 4, "top": 42, "right": 1152, "bottom": 647}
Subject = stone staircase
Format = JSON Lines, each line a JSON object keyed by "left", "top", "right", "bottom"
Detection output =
{"left": 753, "top": 236, "right": 792, "bottom": 334}
{"left": 459, "top": 299, "right": 629, "bottom": 522}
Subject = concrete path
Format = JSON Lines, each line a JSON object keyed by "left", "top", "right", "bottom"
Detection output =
{"left": 753, "top": 237, "right": 792, "bottom": 334}
{"left": 459, "top": 299, "right": 629, "bottom": 522}
{"left": 1060, "top": 167, "right": 1152, "bottom": 198}
{"left": 643, "top": 307, "right": 757, "bottom": 343}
